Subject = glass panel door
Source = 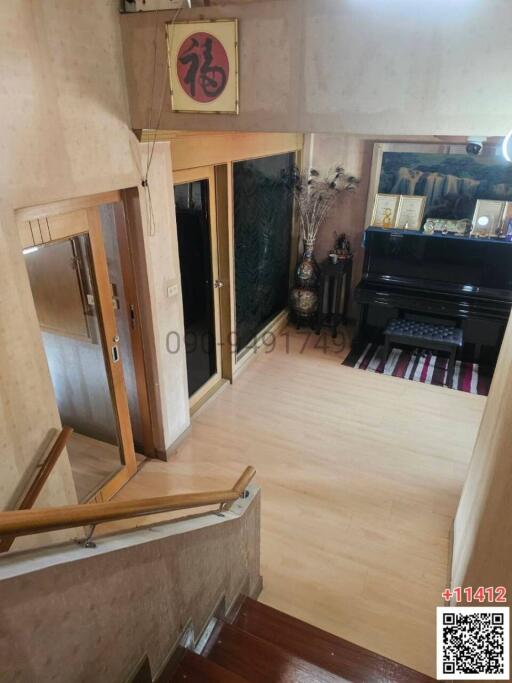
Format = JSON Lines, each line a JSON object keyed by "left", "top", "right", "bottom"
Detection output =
{"left": 174, "top": 168, "right": 221, "bottom": 404}
{"left": 23, "top": 206, "right": 137, "bottom": 502}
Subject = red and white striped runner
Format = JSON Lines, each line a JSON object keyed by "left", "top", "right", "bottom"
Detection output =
{"left": 344, "top": 343, "right": 490, "bottom": 396}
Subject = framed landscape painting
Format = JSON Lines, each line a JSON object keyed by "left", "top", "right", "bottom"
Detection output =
{"left": 166, "top": 19, "right": 239, "bottom": 114}
{"left": 365, "top": 142, "right": 512, "bottom": 228}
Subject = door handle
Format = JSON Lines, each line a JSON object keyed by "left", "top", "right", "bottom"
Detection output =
{"left": 112, "top": 336, "right": 120, "bottom": 363}
{"left": 214, "top": 280, "right": 224, "bottom": 289}
{"left": 112, "top": 345, "right": 120, "bottom": 363}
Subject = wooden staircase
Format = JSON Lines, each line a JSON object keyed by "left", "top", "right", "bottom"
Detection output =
{"left": 165, "top": 597, "right": 435, "bottom": 683}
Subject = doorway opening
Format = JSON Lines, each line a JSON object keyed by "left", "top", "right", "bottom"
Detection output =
{"left": 20, "top": 196, "right": 153, "bottom": 502}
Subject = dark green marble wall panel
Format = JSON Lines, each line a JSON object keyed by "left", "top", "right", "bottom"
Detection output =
{"left": 234, "top": 153, "right": 294, "bottom": 352}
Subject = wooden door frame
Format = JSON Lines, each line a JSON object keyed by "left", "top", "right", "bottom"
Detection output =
{"left": 120, "top": 188, "right": 167, "bottom": 461}
{"left": 173, "top": 166, "right": 224, "bottom": 412}
{"left": 86, "top": 207, "right": 138, "bottom": 500}
{"left": 16, "top": 193, "right": 142, "bottom": 502}
{"left": 113, "top": 201, "right": 154, "bottom": 458}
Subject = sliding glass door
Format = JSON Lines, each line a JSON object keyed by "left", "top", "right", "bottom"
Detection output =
{"left": 174, "top": 166, "right": 222, "bottom": 407}
{"left": 21, "top": 205, "right": 138, "bottom": 502}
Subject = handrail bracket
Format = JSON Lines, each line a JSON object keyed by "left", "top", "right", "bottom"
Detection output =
{"left": 77, "top": 524, "right": 97, "bottom": 549}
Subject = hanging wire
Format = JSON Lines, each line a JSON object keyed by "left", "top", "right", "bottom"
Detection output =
{"left": 142, "top": 6, "right": 182, "bottom": 236}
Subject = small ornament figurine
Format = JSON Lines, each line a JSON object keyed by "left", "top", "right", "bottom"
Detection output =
{"left": 333, "top": 231, "right": 352, "bottom": 259}
{"left": 382, "top": 208, "right": 393, "bottom": 229}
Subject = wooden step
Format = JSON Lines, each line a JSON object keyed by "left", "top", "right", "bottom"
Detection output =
{"left": 231, "top": 597, "right": 435, "bottom": 683}
{"left": 171, "top": 650, "right": 250, "bottom": 682}
{"left": 205, "top": 622, "right": 346, "bottom": 682}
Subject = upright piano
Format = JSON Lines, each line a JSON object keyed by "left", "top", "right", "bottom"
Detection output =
{"left": 354, "top": 227, "right": 512, "bottom": 360}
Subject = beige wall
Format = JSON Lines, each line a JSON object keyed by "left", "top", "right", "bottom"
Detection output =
{"left": 0, "top": 488, "right": 261, "bottom": 683}
{"left": 305, "top": 134, "right": 373, "bottom": 310}
{"left": 0, "top": 0, "right": 136, "bottom": 542}
{"left": 0, "top": 1, "right": 187, "bottom": 543}
{"left": 121, "top": 0, "right": 512, "bottom": 136}
{"left": 452, "top": 315, "right": 512, "bottom": 591}
{"left": 138, "top": 143, "right": 190, "bottom": 448}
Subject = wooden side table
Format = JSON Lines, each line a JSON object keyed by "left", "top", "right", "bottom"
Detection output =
{"left": 316, "top": 257, "right": 353, "bottom": 338}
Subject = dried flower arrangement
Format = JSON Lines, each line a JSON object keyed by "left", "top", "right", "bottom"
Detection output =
{"left": 283, "top": 165, "right": 359, "bottom": 252}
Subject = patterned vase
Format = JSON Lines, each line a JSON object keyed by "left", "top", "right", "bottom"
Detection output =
{"left": 290, "top": 287, "right": 319, "bottom": 319}
{"left": 295, "top": 240, "right": 320, "bottom": 289}
{"left": 290, "top": 239, "right": 320, "bottom": 322}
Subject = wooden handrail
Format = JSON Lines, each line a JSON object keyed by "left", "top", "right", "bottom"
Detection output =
{"left": 232, "top": 465, "right": 256, "bottom": 495}
{"left": 0, "top": 426, "right": 73, "bottom": 552}
{"left": 0, "top": 466, "right": 256, "bottom": 540}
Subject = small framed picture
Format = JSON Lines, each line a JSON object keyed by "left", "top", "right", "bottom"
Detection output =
{"left": 471, "top": 200, "right": 505, "bottom": 238}
{"left": 500, "top": 202, "right": 512, "bottom": 239}
{"left": 395, "top": 195, "right": 427, "bottom": 231}
{"left": 166, "top": 19, "right": 239, "bottom": 114}
{"left": 370, "top": 194, "right": 400, "bottom": 228}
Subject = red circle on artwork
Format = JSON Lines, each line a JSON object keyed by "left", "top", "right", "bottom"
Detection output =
{"left": 177, "top": 32, "right": 229, "bottom": 103}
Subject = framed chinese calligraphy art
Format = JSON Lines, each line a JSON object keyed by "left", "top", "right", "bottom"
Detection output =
{"left": 166, "top": 19, "right": 239, "bottom": 114}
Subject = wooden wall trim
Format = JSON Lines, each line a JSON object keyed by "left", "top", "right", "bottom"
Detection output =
{"left": 140, "top": 131, "right": 303, "bottom": 171}
{"left": 16, "top": 191, "right": 122, "bottom": 222}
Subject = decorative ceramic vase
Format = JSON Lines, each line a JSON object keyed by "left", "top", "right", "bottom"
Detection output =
{"left": 290, "top": 287, "right": 319, "bottom": 319}
{"left": 295, "top": 240, "right": 320, "bottom": 289}
{"left": 290, "top": 239, "right": 320, "bottom": 323}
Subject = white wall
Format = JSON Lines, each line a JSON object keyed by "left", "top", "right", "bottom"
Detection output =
{"left": 121, "top": 0, "right": 512, "bottom": 136}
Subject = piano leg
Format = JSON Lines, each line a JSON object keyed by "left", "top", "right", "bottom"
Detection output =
{"left": 475, "top": 343, "right": 482, "bottom": 363}
{"left": 383, "top": 337, "right": 390, "bottom": 363}
{"left": 353, "top": 303, "right": 369, "bottom": 347}
{"left": 447, "top": 348, "right": 456, "bottom": 388}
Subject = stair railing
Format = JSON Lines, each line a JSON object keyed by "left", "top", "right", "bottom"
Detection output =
{"left": 0, "top": 426, "right": 73, "bottom": 553}
{"left": 0, "top": 465, "right": 256, "bottom": 548}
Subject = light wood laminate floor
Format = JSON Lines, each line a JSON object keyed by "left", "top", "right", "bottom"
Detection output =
{"left": 68, "top": 433, "right": 123, "bottom": 502}
{"left": 67, "top": 433, "right": 144, "bottom": 502}
{"left": 104, "top": 327, "right": 486, "bottom": 676}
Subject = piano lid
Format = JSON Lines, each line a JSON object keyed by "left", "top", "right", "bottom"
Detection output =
{"left": 362, "top": 227, "right": 512, "bottom": 298}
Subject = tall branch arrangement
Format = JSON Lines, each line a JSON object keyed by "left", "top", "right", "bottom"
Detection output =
{"left": 283, "top": 165, "right": 359, "bottom": 247}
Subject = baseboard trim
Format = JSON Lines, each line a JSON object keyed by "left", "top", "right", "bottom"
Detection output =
{"left": 158, "top": 426, "right": 192, "bottom": 462}
{"left": 234, "top": 309, "right": 289, "bottom": 379}
{"left": 251, "top": 574, "right": 264, "bottom": 600}
{"left": 190, "top": 379, "right": 229, "bottom": 418}
{"left": 157, "top": 379, "right": 230, "bottom": 462}
{"left": 153, "top": 572, "right": 261, "bottom": 681}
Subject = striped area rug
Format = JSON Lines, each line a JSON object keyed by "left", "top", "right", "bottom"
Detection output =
{"left": 343, "top": 343, "right": 490, "bottom": 396}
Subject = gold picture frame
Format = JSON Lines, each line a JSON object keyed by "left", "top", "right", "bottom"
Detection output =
{"left": 166, "top": 19, "right": 239, "bottom": 115}
{"left": 499, "top": 201, "right": 512, "bottom": 237}
{"left": 370, "top": 194, "right": 400, "bottom": 228}
{"left": 471, "top": 199, "right": 505, "bottom": 238}
{"left": 395, "top": 195, "right": 427, "bottom": 231}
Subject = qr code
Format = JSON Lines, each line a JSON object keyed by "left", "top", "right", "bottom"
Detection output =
{"left": 437, "top": 607, "right": 509, "bottom": 679}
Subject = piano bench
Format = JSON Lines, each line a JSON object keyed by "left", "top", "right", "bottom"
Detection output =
{"left": 383, "top": 319, "right": 463, "bottom": 386}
